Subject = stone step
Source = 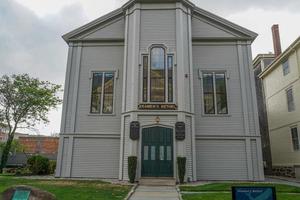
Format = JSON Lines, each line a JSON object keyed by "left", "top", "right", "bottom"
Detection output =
{"left": 139, "top": 178, "right": 176, "bottom": 186}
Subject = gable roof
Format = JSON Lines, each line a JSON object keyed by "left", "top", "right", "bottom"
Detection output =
{"left": 63, "top": 0, "right": 257, "bottom": 42}
{"left": 259, "top": 36, "right": 300, "bottom": 78}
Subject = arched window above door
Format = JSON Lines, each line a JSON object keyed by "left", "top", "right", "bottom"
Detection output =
{"left": 142, "top": 46, "right": 174, "bottom": 103}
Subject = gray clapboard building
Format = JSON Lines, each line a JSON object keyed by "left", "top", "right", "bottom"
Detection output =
{"left": 56, "top": 0, "right": 264, "bottom": 181}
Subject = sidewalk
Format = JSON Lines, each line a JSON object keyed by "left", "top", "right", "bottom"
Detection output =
{"left": 129, "top": 185, "right": 180, "bottom": 200}
{"left": 266, "top": 176, "right": 300, "bottom": 187}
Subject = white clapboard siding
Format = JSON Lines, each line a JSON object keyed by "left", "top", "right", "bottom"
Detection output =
{"left": 251, "top": 140, "right": 259, "bottom": 180}
{"left": 75, "top": 46, "right": 123, "bottom": 133}
{"left": 71, "top": 138, "right": 120, "bottom": 178}
{"left": 61, "top": 138, "right": 69, "bottom": 177}
{"left": 185, "top": 116, "right": 193, "bottom": 179}
{"left": 193, "top": 45, "right": 244, "bottom": 136}
{"left": 140, "top": 10, "right": 176, "bottom": 51}
{"left": 122, "top": 116, "right": 130, "bottom": 180}
{"left": 196, "top": 139, "right": 248, "bottom": 180}
{"left": 192, "top": 16, "right": 235, "bottom": 38}
{"left": 84, "top": 17, "right": 125, "bottom": 39}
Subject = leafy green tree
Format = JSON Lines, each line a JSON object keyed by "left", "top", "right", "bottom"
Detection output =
{"left": 0, "top": 74, "right": 61, "bottom": 173}
{"left": 0, "top": 140, "right": 24, "bottom": 158}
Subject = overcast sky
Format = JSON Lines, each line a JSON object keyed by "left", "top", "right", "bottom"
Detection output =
{"left": 0, "top": 0, "right": 299, "bottom": 135}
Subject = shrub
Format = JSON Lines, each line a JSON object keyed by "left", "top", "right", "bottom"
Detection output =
{"left": 49, "top": 160, "right": 56, "bottom": 174}
{"left": 177, "top": 157, "right": 186, "bottom": 184}
{"left": 128, "top": 156, "right": 137, "bottom": 183}
{"left": 15, "top": 167, "right": 32, "bottom": 176}
{"left": 27, "top": 155, "right": 50, "bottom": 175}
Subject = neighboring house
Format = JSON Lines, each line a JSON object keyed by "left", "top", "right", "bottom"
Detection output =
{"left": 259, "top": 32, "right": 300, "bottom": 177}
{"left": 56, "top": 0, "right": 264, "bottom": 181}
{"left": 253, "top": 53, "right": 275, "bottom": 175}
{"left": 0, "top": 132, "right": 29, "bottom": 142}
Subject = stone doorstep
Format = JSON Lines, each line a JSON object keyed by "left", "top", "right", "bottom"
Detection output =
{"left": 129, "top": 186, "right": 180, "bottom": 200}
{"left": 139, "top": 178, "right": 176, "bottom": 186}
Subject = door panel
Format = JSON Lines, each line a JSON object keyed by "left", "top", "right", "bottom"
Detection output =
{"left": 142, "top": 127, "right": 173, "bottom": 177}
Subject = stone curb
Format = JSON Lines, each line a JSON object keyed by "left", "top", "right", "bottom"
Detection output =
{"left": 124, "top": 183, "right": 138, "bottom": 200}
{"left": 176, "top": 185, "right": 183, "bottom": 200}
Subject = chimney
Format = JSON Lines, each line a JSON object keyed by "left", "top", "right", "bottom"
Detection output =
{"left": 271, "top": 24, "right": 282, "bottom": 57}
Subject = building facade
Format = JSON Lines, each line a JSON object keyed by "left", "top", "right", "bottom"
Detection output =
{"left": 259, "top": 37, "right": 300, "bottom": 177}
{"left": 56, "top": 0, "right": 264, "bottom": 181}
{"left": 253, "top": 54, "right": 275, "bottom": 175}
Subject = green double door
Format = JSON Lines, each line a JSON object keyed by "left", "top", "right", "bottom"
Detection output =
{"left": 141, "top": 127, "right": 173, "bottom": 177}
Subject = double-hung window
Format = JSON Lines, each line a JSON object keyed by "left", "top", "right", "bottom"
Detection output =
{"left": 142, "top": 47, "right": 174, "bottom": 103}
{"left": 202, "top": 71, "right": 228, "bottom": 115}
{"left": 286, "top": 88, "right": 295, "bottom": 112}
{"left": 291, "top": 127, "right": 299, "bottom": 151}
{"left": 282, "top": 60, "right": 290, "bottom": 76}
{"left": 90, "top": 72, "right": 115, "bottom": 114}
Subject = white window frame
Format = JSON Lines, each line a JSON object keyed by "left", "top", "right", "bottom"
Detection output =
{"left": 291, "top": 126, "right": 299, "bottom": 151}
{"left": 140, "top": 45, "right": 175, "bottom": 104}
{"left": 286, "top": 87, "right": 295, "bottom": 112}
{"left": 89, "top": 70, "right": 117, "bottom": 115}
{"left": 282, "top": 60, "right": 290, "bottom": 76}
{"left": 200, "top": 69, "right": 230, "bottom": 116}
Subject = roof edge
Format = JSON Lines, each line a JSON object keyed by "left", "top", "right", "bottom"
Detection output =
{"left": 259, "top": 36, "right": 300, "bottom": 78}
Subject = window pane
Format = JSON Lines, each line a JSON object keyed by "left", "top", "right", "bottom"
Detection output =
{"left": 166, "top": 146, "right": 172, "bottom": 161}
{"left": 151, "top": 146, "right": 156, "bottom": 160}
{"left": 215, "top": 73, "right": 228, "bottom": 114}
{"left": 102, "top": 72, "right": 114, "bottom": 114}
{"left": 90, "top": 73, "right": 103, "bottom": 113}
{"left": 283, "top": 60, "right": 290, "bottom": 76}
{"left": 150, "top": 47, "right": 165, "bottom": 102}
{"left": 203, "top": 73, "right": 215, "bottom": 114}
{"left": 160, "top": 146, "right": 164, "bottom": 160}
{"left": 167, "top": 56, "right": 173, "bottom": 102}
{"left": 287, "top": 88, "right": 295, "bottom": 112}
{"left": 144, "top": 146, "right": 148, "bottom": 160}
{"left": 143, "top": 56, "right": 148, "bottom": 102}
{"left": 291, "top": 128, "right": 299, "bottom": 151}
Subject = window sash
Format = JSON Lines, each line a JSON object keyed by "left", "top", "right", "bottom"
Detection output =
{"left": 90, "top": 71, "right": 115, "bottom": 114}
{"left": 282, "top": 60, "right": 290, "bottom": 76}
{"left": 202, "top": 71, "right": 228, "bottom": 115}
{"left": 142, "top": 48, "right": 174, "bottom": 103}
{"left": 291, "top": 127, "right": 299, "bottom": 151}
{"left": 287, "top": 88, "right": 295, "bottom": 112}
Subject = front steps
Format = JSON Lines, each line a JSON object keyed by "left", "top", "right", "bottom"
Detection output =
{"left": 139, "top": 177, "right": 176, "bottom": 186}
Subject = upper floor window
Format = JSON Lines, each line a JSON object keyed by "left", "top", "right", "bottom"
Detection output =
{"left": 90, "top": 72, "right": 114, "bottom": 114}
{"left": 282, "top": 60, "right": 290, "bottom": 76}
{"left": 202, "top": 71, "right": 228, "bottom": 115}
{"left": 142, "top": 47, "right": 173, "bottom": 103}
{"left": 291, "top": 127, "right": 299, "bottom": 151}
{"left": 286, "top": 88, "right": 295, "bottom": 112}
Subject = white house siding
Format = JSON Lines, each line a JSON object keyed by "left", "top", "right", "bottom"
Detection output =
{"left": 75, "top": 46, "right": 124, "bottom": 133}
{"left": 57, "top": 0, "right": 263, "bottom": 181}
{"left": 196, "top": 139, "right": 248, "bottom": 180}
{"left": 71, "top": 137, "right": 120, "bottom": 178}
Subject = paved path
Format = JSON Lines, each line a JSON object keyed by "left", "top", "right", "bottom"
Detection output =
{"left": 266, "top": 176, "right": 300, "bottom": 187}
{"left": 129, "top": 185, "right": 180, "bottom": 200}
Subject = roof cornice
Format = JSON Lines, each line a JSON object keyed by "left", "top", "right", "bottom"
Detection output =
{"left": 259, "top": 36, "right": 300, "bottom": 78}
{"left": 252, "top": 54, "right": 275, "bottom": 67}
{"left": 62, "top": 0, "right": 258, "bottom": 43}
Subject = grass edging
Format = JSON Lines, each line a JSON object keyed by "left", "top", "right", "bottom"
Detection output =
{"left": 176, "top": 185, "right": 184, "bottom": 200}
{"left": 124, "top": 184, "right": 138, "bottom": 200}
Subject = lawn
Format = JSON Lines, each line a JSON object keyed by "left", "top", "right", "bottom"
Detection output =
{"left": 180, "top": 182, "right": 300, "bottom": 200}
{"left": 0, "top": 175, "right": 131, "bottom": 200}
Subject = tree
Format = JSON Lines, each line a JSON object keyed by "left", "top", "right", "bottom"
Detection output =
{"left": 0, "top": 74, "right": 61, "bottom": 173}
{"left": 0, "top": 140, "right": 24, "bottom": 157}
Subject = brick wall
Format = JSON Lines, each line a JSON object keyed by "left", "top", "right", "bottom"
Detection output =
{"left": 19, "top": 136, "right": 59, "bottom": 154}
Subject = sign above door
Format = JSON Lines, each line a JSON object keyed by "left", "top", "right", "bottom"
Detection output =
{"left": 138, "top": 104, "right": 177, "bottom": 110}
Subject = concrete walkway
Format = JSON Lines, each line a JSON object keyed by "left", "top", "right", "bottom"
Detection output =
{"left": 129, "top": 185, "right": 180, "bottom": 200}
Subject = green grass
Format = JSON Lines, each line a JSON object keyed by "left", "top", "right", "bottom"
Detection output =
{"left": 0, "top": 175, "right": 131, "bottom": 200}
{"left": 180, "top": 182, "right": 300, "bottom": 200}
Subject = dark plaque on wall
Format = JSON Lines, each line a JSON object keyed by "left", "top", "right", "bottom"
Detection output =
{"left": 130, "top": 121, "right": 140, "bottom": 140}
{"left": 175, "top": 122, "right": 185, "bottom": 140}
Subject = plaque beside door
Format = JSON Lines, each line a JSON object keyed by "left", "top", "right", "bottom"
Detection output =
{"left": 130, "top": 121, "right": 140, "bottom": 140}
{"left": 175, "top": 122, "right": 185, "bottom": 140}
